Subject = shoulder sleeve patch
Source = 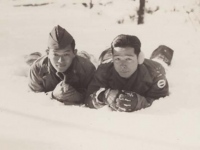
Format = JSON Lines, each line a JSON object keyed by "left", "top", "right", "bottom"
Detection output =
{"left": 157, "top": 79, "right": 166, "bottom": 88}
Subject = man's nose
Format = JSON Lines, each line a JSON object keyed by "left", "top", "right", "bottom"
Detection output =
{"left": 120, "top": 59, "right": 127, "bottom": 65}
{"left": 120, "top": 60, "right": 127, "bottom": 69}
{"left": 58, "top": 56, "right": 64, "bottom": 63}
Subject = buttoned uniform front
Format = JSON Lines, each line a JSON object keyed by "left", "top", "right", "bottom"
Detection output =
{"left": 28, "top": 55, "right": 96, "bottom": 104}
{"left": 86, "top": 59, "right": 169, "bottom": 110}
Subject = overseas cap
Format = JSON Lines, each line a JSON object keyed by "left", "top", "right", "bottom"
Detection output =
{"left": 48, "top": 25, "right": 74, "bottom": 50}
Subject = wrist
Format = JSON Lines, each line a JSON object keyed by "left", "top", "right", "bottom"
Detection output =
{"left": 104, "top": 88, "right": 111, "bottom": 99}
{"left": 90, "top": 88, "right": 108, "bottom": 109}
{"left": 96, "top": 88, "right": 107, "bottom": 105}
{"left": 105, "top": 89, "right": 120, "bottom": 105}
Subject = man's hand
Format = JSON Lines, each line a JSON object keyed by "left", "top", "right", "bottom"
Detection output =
{"left": 116, "top": 91, "right": 138, "bottom": 112}
{"left": 104, "top": 89, "right": 119, "bottom": 110}
{"left": 115, "top": 91, "right": 151, "bottom": 112}
{"left": 104, "top": 89, "right": 138, "bottom": 111}
{"left": 94, "top": 89, "right": 150, "bottom": 112}
{"left": 53, "top": 81, "right": 82, "bottom": 104}
{"left": 105, "top": 89, "right": 119, "bottom": 104}
{"left": 52, "top": 81, "right": 68, "bottom": 100}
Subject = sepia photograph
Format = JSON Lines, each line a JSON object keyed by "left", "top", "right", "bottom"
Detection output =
{"left": 0, "top": 0, "right": 199, "bottom": 149}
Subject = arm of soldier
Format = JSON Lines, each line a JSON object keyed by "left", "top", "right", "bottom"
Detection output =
{"left": 28, "top": 63, "right": 45, "bottom": 92}
{"left": 86, "top": 87, "right": 119, "bottom": 109}
{"left": 87, "top": 87, "right": 150, "bottom": 112}
{"left": 115, "top": 91, "right": 152, "bottom": 112}
{"left": 87, "top": 87, "right": 152, "bottom": 112}
{"left": 116, "top": 68, "right": 169, "bottom": 112}
{"left": 145, "top": 74, "right": 169, "bottom": 102}
{"left": 145, "top": 62, "right": 169, "bottom": 102}
{"left": 86, "top": 88, "right": 107, "bottom": 109}
{"left": 28, "top": 63, "right": 58, "bottom": 101}
{"left": 85, "top": 64, "right": 109, "bottom": 108}
{"left": 52, "top": 78, "right": 83, "bottom": 105}
{"left": 79, "top": 62, "right": 96, "bottom": 101}
{"left": 27, "top": 61, "right": 83, "bottom": 104}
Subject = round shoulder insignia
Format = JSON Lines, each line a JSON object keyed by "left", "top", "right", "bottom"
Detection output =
{"left": 157, "top": 79, "right": 166, "bottom": 88}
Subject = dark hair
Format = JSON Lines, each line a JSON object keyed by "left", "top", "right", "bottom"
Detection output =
{"left": 46, "top": 39, "right": 76, "bottom": 54}
{"left": 71, "top": 39, "right": 76, "bottom": 50}
{"left": 111, "top": 34, "right": 141, "bottom": 56}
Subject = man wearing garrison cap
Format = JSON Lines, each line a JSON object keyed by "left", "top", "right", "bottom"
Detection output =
{"left": 28, "top": 25, "right": 96, "bottom": 105}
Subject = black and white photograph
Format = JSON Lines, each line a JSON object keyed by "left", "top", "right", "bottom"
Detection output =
{"left": 0, "top": 0, "right": 199, "bottom": 149}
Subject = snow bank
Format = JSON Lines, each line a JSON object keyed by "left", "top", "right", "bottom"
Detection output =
{"left": 0, "top": 0, "right": 200, "bottom": 150}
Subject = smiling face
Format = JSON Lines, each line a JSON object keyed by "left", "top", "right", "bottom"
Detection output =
{"left": 48, "top": 44, "right": 76, "bottom": 72}
{"left": 113, "top": 47, "right": 139, "bottom": 78}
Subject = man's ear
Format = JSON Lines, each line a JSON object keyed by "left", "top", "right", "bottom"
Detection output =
{"left": 73, "top": 49, "right": 77, "bottom": 55}
{"left": 138, "top": 51, "right": 145, "bottom": 64}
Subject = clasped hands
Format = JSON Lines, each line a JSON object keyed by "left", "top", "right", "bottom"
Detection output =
{"left": 105, "top": 89, "right": 138, "bottom": 112}
{"left": 52, "top": 81, "right": 81, "bottom": 105}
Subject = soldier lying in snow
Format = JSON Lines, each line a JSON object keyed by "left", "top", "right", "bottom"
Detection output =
{"left": 86, "top": 34, "right": 173, "bottom": 112}
{"left": 28, "top": 25, "right": 96, "bottom": 105}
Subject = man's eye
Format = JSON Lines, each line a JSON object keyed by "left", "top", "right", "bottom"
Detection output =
{"left": 126, "top": 58, "right": 132, "bottom": 61}
{"left": 115, "top": 58, "right": 120, "bottom": 61}
{"left": 53, "top": 53, "right": 59, "bottom": 56}
{"left": 63, "top": 53, "right": 69, "bottom": 56}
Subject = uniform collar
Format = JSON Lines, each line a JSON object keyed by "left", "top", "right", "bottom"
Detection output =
{"left": 47, "top": 56, "right": 78, "bottom": 81}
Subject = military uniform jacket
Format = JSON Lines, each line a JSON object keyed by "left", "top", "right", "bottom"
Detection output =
{"left": 87, "top": 59, "right": 169, "bottom": 107}
{"left": 28, "top": 55, "right": 96, "bottom": 101}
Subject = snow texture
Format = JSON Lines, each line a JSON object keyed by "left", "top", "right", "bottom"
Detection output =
{"left": 0, "top": 0, "right": 200, "bottom": 150}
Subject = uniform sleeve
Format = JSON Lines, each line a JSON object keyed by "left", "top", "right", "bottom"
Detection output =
{"left": 85, "top": 64, "right": 109, "bottom": 108}
{"left": 76, "top": 61, "right": 96, "bottom": 99}
{"left": 82, "top": 63, "right": 96, "bottom": 91}
{"left": 145, "top": 64, "right": 169, "bottom": 103}
{"left": 28, "top": 62, "right": 45, "bottom": 92}
{"left": 52, "top": 82, "right": 83, "bottom": 105}
{"left": 120, "top": 63, "right": 169, "bottom": 111}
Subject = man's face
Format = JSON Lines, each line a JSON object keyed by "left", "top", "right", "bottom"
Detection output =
{"left": 48, "top": 45, "right": 75, "bottom": 72}
{"left": 113, "top": 47, "right": 139, "bottom": 78}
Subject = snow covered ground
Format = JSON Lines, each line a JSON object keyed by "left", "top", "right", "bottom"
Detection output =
{"left": 0, "top": 0, "right": 200, "bottom": 149}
